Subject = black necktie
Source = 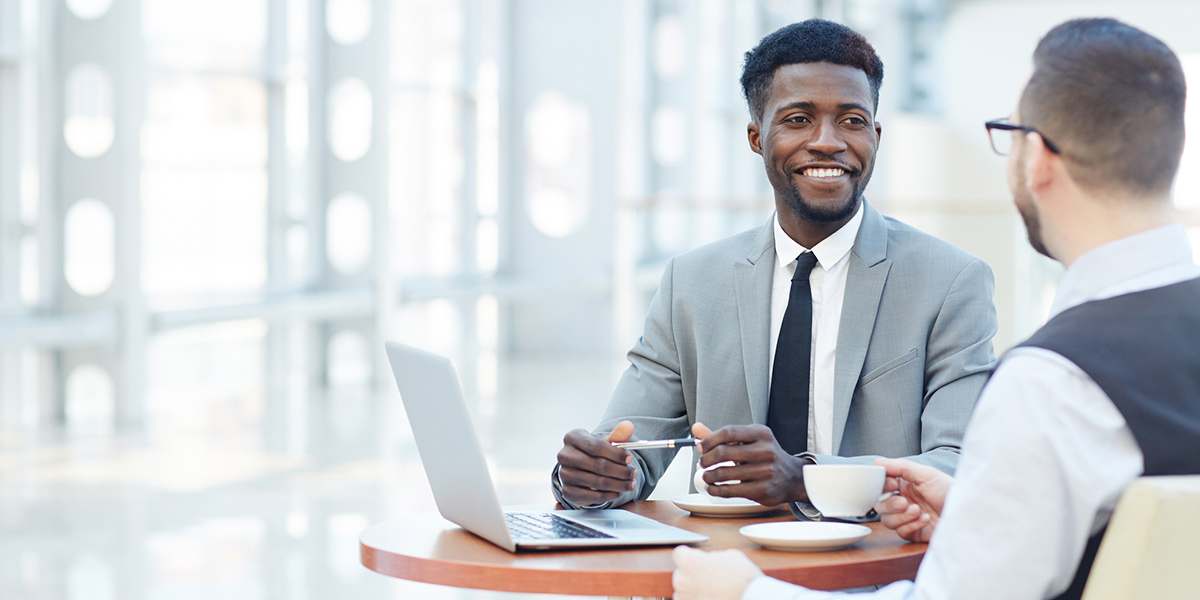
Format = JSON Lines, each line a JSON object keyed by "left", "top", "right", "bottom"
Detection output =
{"left": 767, "top": 251, "right": 818, "bottom": 455}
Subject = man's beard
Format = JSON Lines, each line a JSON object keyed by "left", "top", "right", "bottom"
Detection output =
{"left": 780, "top": 178, "right": 866, "bottom": 224}
{"left": 1013, "top": 166, "right": 1051, "bottom": 259}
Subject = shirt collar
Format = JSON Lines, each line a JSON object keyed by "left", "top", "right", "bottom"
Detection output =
{"left": 773, "top": 201, "right": 864, "bottom": 270}
{"left": 1050, "top": 223, "right": 1195, "bottom": 317}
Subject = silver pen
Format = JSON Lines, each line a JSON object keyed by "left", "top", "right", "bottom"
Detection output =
{"left": 613, "top": 438, "right": 698, "bottom": 450}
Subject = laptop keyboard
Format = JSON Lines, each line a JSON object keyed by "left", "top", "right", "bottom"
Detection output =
{"left": 505, "top": 512, "right": 615, "bottom": 540}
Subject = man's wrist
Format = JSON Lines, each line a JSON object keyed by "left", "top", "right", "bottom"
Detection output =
{"left": 791, "top": 453, "right": 818, "bottom": 503}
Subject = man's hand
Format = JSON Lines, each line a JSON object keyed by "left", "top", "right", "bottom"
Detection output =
{"left": 692, "top": 422, "right": 808, "bottom": 506}
{"left": 672, "top": 546, "right": 763, "bottom": 600}
{"left": 555, "top": 420, "right": 638, "bottom": 507}
{"left": 873, "top": 457, "right": 953, "bottom": 543}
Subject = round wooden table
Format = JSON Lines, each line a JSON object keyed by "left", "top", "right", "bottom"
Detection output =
{"left": 360, "top": 500, "right": 926, "bottom": 598}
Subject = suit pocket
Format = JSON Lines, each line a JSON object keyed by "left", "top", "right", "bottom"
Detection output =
{"left": 859, "top": 348, "right": 919, "bottom": 387}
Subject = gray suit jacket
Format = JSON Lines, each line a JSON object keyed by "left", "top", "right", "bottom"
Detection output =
{"left": 555, "top": 202, "right": 998, "bottom": 508}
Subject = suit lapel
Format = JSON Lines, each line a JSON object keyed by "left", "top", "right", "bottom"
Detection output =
{"left": 832, "top": 202, "right": 891, "bottom": 453}
{"left": 735, "top": 217, "right": 776, "bottom": 424}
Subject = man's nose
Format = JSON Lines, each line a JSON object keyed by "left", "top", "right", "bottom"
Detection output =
{"left": 806, "top": 120, "right": 847, "bottom": 154}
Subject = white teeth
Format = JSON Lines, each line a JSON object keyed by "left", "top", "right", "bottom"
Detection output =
{"left": 803, "top": 167, "right": 846, "bottom": 178}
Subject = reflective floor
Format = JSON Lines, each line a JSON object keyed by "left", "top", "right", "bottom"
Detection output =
{"left": 0, "top": 356, "right": 693, "bottom": 599}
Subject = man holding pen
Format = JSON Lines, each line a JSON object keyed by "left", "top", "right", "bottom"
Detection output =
{"left": 553, "top": 18, "right": 996, "bottom": 518}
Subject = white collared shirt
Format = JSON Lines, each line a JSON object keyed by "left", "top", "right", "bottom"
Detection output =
{"left": 769, "top": 203, "right": 864, "bottom": 456}
{"left": 743, "top": 223, "right": 1200, "bottom": 600}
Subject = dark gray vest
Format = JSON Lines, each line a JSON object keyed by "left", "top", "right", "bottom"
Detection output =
{"left": 1014, "top": 277, "right": 1200, "bottom": 600}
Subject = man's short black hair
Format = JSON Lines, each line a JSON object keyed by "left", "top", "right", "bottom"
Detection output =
{"left": 1020, "top": 18, "right": 1186, "bottom": 196}
{"left": 740, "top": 19, "right": 884, "bottom": 122}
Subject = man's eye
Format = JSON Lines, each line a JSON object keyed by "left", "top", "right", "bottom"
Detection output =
{"left": 843, "top": 116, "right": 867, "bottom": 126}
{"left": 785, "top": 116, "right": 809, "bottom": 124}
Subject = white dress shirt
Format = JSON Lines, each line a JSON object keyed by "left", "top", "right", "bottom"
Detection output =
{"left": 744, "top": 223, "right": 1200, "bottom": 600}
{"left": 770, "top": 204, "right": 864, "bottom": 455}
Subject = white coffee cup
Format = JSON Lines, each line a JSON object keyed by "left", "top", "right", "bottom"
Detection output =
{"left": 802, "top": 464, "right": 886, "bottom": 517}
{"left": 694, "top": 460, "right": 742, "bottom": 504}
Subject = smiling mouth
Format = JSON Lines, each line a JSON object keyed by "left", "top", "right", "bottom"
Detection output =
{"left": 801, "top": 167, "right": 849, "bottom": 179}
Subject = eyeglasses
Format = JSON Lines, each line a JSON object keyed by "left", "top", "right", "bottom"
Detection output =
{"left": 984, "top": 118, "right": 1061, "bottom": 156}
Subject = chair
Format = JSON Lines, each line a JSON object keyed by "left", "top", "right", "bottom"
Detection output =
{"left": 1081, "top": 475, "right": 1200, "bottom": 600}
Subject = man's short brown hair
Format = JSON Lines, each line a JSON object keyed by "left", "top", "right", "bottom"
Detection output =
{"left": 1020, "top": 18, "right": 1186, "bottom": 196}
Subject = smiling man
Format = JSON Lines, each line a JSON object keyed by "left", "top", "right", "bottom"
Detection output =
{"left": 553, "top": 19, "right": 998, "bottom": 517}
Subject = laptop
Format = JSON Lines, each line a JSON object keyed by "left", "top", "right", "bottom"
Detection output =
{"left": 385, "top": 341, "right": 709, "bottom": 551}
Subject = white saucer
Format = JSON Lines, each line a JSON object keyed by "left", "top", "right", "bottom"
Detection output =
{"left": 739, "top": 522, "right": 871, "bottom": 552}
{"left": 671, "top": 494, "right": 784, "bottom": 517}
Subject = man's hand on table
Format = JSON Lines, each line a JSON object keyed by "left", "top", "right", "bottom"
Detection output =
{"left": 556, "top": 420, "right": 638, "bottom": 507}
{"left": 692, "top": 422, "right": 809, "bottom": 506}
{"left": 673, "top": 546, "right": 763, "bottom": 600}
{"left": 874, "top": 457, "right": 953, "bottom": 543}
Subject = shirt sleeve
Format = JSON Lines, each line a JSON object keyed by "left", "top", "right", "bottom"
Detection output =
{"left": 743, "top": 577, "right": 916, "bottom": 600}
{"left": 741, "top": 348, "right": 1142, "bottom": 600}
{"left": 906, "top": 348, "right": 1143, "bottom": 599}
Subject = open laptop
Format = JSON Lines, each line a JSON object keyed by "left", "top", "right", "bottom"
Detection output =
{"left": 385, "top": 341, "right": 708, "bottom": 551}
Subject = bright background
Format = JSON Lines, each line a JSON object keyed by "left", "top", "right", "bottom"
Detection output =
{"left": 2, "top": 0, "right": 1200, "bottom": 598}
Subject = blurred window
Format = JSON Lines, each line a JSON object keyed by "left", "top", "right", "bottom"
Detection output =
{"left": 65, "top": 364, "right": 115, "bottom": 436}
{"left": 138, "top": 1, "right": 270, "bottom": 444}
{"left": 64, "top": 64, "right": 115, "bottom": 158}
{"left": 390, "top": 0, "right": 468, "bottom": 279}
{"left": 327, "top": 330, "right": 370, "bottom": 388}
{"left": 525, "top": 91, "right": 592, "bottom": 238}
{"left": 326, "top": 0, "right": 371, "bottom": 46}
{"left": 65, "top": 0, "right": 112, "bottom": 21}
{"left": 653, "top": 15, "right": 687, "bottom": 79}
{"left": 142, "top": 0, "right": 265, "bottom": 71}
{"left": 141, "top": 74, "right": 268, "bottom": 300}
{"left": 651, "top": 105, "right": 687, "bottom": 167}
{"left": 326, "top": 193, "right": 372, "bottom": 275}
{"left": 63, "top": 199, "right": 116, "bottom": 297}
{"left": 328, "top": 78, "right": 373, "bottom": 162}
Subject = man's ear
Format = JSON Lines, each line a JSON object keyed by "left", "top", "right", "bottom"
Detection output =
{"left": 1025, "top": 132, "right": 1060, "bottom": 194}
{"left": 747, "top": 121, "right": 763, "bottom": 155}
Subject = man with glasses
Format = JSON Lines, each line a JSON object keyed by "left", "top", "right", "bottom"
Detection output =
{"left": 553, "top": 19, "right": 998, "bottom": 519}
{"left": 672, "top": 17, "right": 1200, "bottom": 600}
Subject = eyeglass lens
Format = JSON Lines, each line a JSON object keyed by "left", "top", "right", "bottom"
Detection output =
{"left": 989, "top": 128, "right": 1014, "bottom": 156}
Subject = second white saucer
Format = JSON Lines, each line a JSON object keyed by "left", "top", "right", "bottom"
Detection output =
{"left": 739, "top": 521, "right": 871, "bottom": 551}
{"left": 671, "top": 494, "right": 785, "bottom": 517}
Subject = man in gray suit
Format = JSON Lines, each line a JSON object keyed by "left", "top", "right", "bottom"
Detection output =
{"left": 554, "top": 19, "right": 997, "bottom": 514}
